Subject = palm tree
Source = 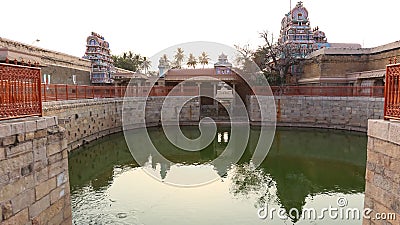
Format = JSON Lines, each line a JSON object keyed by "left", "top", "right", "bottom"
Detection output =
{"left": 198, "top": 52, "right": 210, "bottom": 68}
{"left": 173, "top": 48, "right": 185, "bottom": 69}
{"left": 187, "top": 53, "right": 197, "bottom": 69}
{"left": 141, "top": 57, "right": 151, "bottom": 75}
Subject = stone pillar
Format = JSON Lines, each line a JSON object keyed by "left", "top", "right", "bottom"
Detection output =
{"left": 232, "top": 83, "right": 236, "bottom": 113}
{"left": 197, "top": 82, "right": 201, "bottom": 96}
{"left": 0, "top": 117, "right": 72, "bottom": 225}
{"left": 363, "top": 120, "right": 400, "bottom": 225}
{"left": 213, "top": 83, "right": 218, "bottom": 108}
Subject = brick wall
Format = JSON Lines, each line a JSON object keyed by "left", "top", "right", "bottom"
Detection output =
{"left": 0, "top": 117, "right": 71, "bottom": 225}
{"left": 363, "top": 120, "right": 400, "bottom": 225}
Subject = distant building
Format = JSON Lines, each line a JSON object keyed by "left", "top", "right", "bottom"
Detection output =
{"left": 83, "top": 32, "right": 114, "bottom": 85}
{"left": 301, "top": 41, "right": 400, "bottom": 86}
{"left": 279, "top": 1, "right": 362, "bottom": 53}
{"left": 158, "top": 56, "right": 170, "bottom": 77}
{"left": 112, "top": 67, "right": 148, "bottom": 86}
{"left": 0, "top": 37, "right": 91, "bottom": 85}
{"left": 278, "top": 1, "right": 330, "bottom": 54}
{"left": 277, "top": 1, "right": 392, "bottom": 86}
{"left": 163, "top": 53, "right": 239, "bottom": 87}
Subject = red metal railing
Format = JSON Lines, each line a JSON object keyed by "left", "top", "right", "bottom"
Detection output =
{"left": 0, "top": 63, "right": 42, "bottom": 120}
{"left": 40, "top": 84, "right": 384, "bottom": 102}
{"left": 254, "top": 86, "right": 384, "bottom": 97}
{"left": 384, "top": 63, "right": 400, "bottom": 120}
{"left": 41, "top": 84, "right": 200, "bottom": 101}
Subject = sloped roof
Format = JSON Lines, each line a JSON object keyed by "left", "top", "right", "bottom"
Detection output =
{"left": 165, "top": 68, "right": 217, "bottom": 76}
{"left": 164, "top": 68, "right": 240, "bottom": 82}
{"left": 0, "top": 48, "right": 41, "bottom": 64}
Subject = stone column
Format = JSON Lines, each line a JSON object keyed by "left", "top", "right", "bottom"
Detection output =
{"left": 213, "top": 82, "right": 218, "bottom": 108}
{"left": 232, "top": 83, "right": 236, "bottom": 113}
{"left": 197, "top": 82, "right": 201, "bottom": 96}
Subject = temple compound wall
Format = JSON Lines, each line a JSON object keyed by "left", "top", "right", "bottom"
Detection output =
{"left": 301, "top": 41, "right": 400, "bottom": 85}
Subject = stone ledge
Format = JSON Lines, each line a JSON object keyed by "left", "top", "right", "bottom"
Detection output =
{"left": 368, "top": 119, "right": 400, "bottom": 145}
{"left": 0, "top": 117, "right": 58, "bottom": 138}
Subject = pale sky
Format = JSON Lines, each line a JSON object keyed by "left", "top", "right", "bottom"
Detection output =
{"left": 2, "top": 0, "right": 399, "bottom": 59}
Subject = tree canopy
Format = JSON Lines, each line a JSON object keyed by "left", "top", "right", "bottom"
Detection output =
{"left": 236, "top": 31, "right": 313, "bottom": 86}
{"left": 172, "top": 48, "right": 185, "bottom": 69}
{"left": 112, "top": 51, "right": 150, "bottom": 73}
{"left": 187, "top": 53, "right": 197, "bottom": 69}
{"left": 198, "top": 52, "right": 210, "bottom": 68}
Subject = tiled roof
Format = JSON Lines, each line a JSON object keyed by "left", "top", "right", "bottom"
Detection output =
{"left": 165, "top": 68, "right": 217, "bottom": 76}
{"left": 164, "top": 68, "right": 240, "bottom": 82}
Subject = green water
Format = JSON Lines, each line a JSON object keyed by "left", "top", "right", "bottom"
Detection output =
{"left": 69, "top": 127, "right": 367, "bottom": 225}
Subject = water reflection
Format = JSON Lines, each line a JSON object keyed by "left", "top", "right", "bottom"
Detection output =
{"left": 69, "top": 127, "right": 367, "bottom": 225}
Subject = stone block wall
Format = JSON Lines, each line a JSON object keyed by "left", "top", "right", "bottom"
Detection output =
{"left": 43, "top": 99, "right": 123, "bottom": 151}
{"left": 363, "top": 120, "right": 400, "bottom": 225}
{"left": 248, "top": 96, "right": 384, "bottom": 132}
{"left": 302, "top": 42, "right": 400, "bottom": 82}
{"left": 43, "top": 97, "right": 200, "bottom": 151}
{"left": 42, "top": 95, "right": 384, "bottom": 153}
{"left": 0, "top": 117, "right": 71, "bottom": 225}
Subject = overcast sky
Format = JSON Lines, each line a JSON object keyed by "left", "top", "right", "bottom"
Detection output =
{"left": 2, "top": 0, "right": 399, "bottom": 59}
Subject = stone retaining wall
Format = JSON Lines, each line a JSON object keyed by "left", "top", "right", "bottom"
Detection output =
{"left": 363, "top": 120, "right": 400, "bottom": 224}
{"left": 248, "top": 96, "right": 384, "bottom": 132}
{"left": 0, "top": 117, "right": 71, "bottom": 225}
{"left": 42, "top": 96, "right": 384, "bottom": 153}
{"left": 43, "top": 97, "right": 200, "bottom": 151}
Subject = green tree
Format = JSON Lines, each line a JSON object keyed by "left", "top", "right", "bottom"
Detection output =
{"left": 198, "top": 52, "right": 210, "bottom": 68}
{"left": 112, "top": 51, "right": 147, "bottom": 72}
{"left": 256, "top": 31, "right": 311, "bottom": 86}
{"left": 187, "top": 53, "right": 197, "bottom": 69}
{"left": 173, "top": 48, "right": 185, "bottom": 69}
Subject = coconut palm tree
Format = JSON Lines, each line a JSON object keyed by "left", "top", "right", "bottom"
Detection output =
{"left": 173, "top": 48, "right": 185, "bottom": 69}
{"left": 187, "top": 53, "right": 197, "bottom": 69}
{"left": 141, "top": 57, "right": 151, "bottom": 75}
{"left": 198, "top": 52, "right": 210, "bottom": 68}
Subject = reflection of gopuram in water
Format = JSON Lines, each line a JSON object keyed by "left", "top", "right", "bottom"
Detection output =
{"left": 69, "top": 127, "right": 366, "bottom": 222}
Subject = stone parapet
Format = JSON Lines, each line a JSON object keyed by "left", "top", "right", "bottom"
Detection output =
{"left": 363, "top": 120, "right": 400, "bottom": 225}
{"left": 0, "top": 116, "right": 71, "bottom": 225}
